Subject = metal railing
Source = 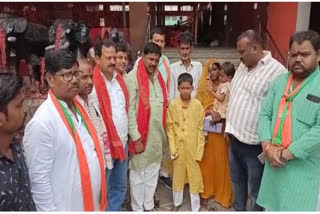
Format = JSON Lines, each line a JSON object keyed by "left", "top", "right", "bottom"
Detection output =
{"left": 136, "top": 14, "right": 151, "bottom": 58}
{"left": 264, "top": 29, "right": 288, "bottom": 68}
{"left": 145, "top": 14, "right": 151, "bottom": 44}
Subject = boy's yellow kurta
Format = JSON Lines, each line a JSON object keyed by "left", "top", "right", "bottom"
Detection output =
{"left": 167, "top": 97, "right": 205, "bottom": 194}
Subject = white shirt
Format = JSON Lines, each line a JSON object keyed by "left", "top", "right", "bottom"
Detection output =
{"left": 90, "top": 71, "right": 128, "bottom": 146}
{"left": 23, "top": 96, "right": 101, "bottom": 211}
{"left": 169, "top": 60, "right": 203, "bottom": 100}
{"left": 225, "top": 51, "right": 287, "bottom": 145}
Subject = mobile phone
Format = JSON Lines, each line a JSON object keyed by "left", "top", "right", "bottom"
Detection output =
{"left": 257, "top": 152, "right": 266, "bottom": 164}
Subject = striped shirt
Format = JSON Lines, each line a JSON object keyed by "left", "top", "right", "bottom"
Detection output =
{"left": 225, "top": 51, "right": 286, "bottom": 145}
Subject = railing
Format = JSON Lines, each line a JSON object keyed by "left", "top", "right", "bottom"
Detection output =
{"left": 180, "top": 18, "right": 193, "bottom": 27}
{"left": 145, "top": 14, "right": 151, "bottom": 43}
{"left": 264, "top": 29, "right": 288, "bottom": 68}
{"left": 136, "top": 14, "right": 151, "bottom": 58}
{"left": 181, "top": 18, "right": 194, "bottom": 34}
{"left": 143, "top": 14, "right": 151, "bottom": 50}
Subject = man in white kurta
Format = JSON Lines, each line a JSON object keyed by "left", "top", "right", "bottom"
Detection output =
{"left": 23, "top": 49, "right": 103, "bottom": 211}
{"left": 90, "top": 39, "right": 129, "bottom": 211}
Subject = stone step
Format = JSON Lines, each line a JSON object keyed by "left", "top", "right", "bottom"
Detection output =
{"left": 165, "top": 53, "right": 240, "bottom": 59}
{"left": 163, "top": 47, "right": 238, "bottom": 53}
{"left": 168, "top": 58, "right": 241, "bottom": 68}
{"left": 163, "top": 47, "right": 241, "bottom": 67}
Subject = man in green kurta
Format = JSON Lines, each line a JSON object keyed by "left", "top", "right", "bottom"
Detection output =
{"left": 257, "top": 30, "right": 320, "bottom": 211}
{"left": 125, "top": 42, "right": 167, "bottom": 211}
{"left": 132, "top": 28, "right": 173, "bottom": 190}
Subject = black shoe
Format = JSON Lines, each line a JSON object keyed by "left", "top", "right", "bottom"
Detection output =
{"left": 159, "top": 176, "right": 172, "bottom": 190}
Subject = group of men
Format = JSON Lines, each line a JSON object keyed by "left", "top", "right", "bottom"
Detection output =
{"left": 0, "top": 26, "right": 320, "bottom": 211}
{"left": 0, "top": 28, "right": 201, "bottom": 211}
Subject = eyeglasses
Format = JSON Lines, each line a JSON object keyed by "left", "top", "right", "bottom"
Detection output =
{"left": 54, "top": 71, "right": 83, "bottom": 82}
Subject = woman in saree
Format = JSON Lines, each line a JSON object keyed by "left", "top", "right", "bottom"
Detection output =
{"left": 196, "top": 59, "right": 233, "bottom": 210}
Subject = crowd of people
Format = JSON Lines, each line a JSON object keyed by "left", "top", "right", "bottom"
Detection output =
{"left": 0, "top": 27, "right": 320, "bottom": 212}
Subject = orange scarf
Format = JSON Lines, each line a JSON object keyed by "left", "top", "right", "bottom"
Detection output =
{"left": 49, "top": 90, "right": 107, "bottom": 211}
{"left": 128, "top": 58, "right": 168, "bottom": 154}
{"left": 272, "top": 71, "right": 317, "bottom": 148}
{"left": 93, "top": 65, "right": 128, "bottom": 161}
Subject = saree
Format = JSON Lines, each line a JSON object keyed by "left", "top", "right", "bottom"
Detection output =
{"left": 196, "top": 59, "right": 233, "bottom": 208}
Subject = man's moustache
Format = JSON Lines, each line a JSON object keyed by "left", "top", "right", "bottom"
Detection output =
{"left": 293, "top": 63, "right": 303, "bottom": 68}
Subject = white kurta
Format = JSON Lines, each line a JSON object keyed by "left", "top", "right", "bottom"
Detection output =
{"left": 23, "top": 96, "right": 101, "bottom": 211}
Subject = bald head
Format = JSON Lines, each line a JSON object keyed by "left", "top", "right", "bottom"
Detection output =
{"left": 237, "top": 30, "right": 265, "bottom": 69}
{"left": 237, "top": 29, "right": 264, "bottom": 48}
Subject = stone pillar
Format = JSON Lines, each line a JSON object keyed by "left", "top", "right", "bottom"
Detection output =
{"left": 129, "top": 2, "right": 149, "bottom": 60}
{"left": 295, "top": 2, "right": 311, "bottom": 32}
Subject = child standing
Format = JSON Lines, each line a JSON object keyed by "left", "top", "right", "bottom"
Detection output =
{"left": 167, "top": 73, "right": 205, "bottom": 211}
{"left": 210, "top": 62, "right": 235, "bottom": 122}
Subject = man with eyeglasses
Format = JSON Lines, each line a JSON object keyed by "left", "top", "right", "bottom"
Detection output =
{"left": 23, "top": 49, "right": 107, "bottom": 211}
{"left": 257, "top": 30, "right": 320, "bottom": 211}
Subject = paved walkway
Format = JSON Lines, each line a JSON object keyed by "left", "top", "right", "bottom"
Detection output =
{"left": 158, "top": 182, "right": 234, "bottom": 211}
